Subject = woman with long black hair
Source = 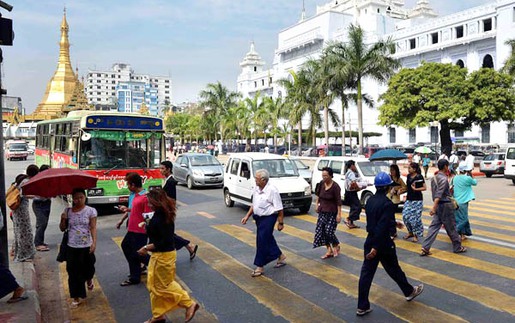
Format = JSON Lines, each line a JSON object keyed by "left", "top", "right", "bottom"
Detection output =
{"left": 137, "top": 189, "right": 199, "bottom": 323}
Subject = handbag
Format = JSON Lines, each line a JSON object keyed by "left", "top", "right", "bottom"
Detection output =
{"left": 6, "top": 184, "right": 21, "bottom": 210}
{"left": 56, "top": 216, "right": 69, "bottom": 262}
{"left": 449, "top": 197, "right": 459, "bottom": 210}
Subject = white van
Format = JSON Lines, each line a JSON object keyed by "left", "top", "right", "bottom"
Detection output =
{"left": 504, "top": 145, "right": 515, "bottom": 184}
{"left": 311, "top": 157, "right": 390, "bottom": 206}
{"left": 223, "top": 153, "right": 312, "bottom": 213}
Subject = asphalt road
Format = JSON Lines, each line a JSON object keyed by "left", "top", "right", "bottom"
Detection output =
{"left": 3, "top": 156, "right": 515, "bottom": 322}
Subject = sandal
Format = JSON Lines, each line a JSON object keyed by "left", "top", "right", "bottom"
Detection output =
{"left": 403, "top": 234, "right": 414, "bottom": 240}
{"left": 420, "top": 248, "right": 432, "bottom": 257}
{"left": 333, "top": 245, "right": 340, "bottom": 257}
{"left": 274, "top": 261, "right": 286, "bottom": 268}
{"left": 87, "top": 280, "right": 94, "bottom": 291}
{"left": 251, "top": 270, "right": 264, "bottom": 277}
{"left": 189, "top": 245, "right": 198, "bottom": 261}
{"left": 321, "top": 253, "right": 334, "bottom": 259}
{"left": 70, "top": 300, "right": 81, "bottom": 308}
{"left": 120, "top": 279, "right": 139, "bottom": 286}
{"left": 36, "top": 245, "right": 50, "bottom": 252}
{"left": 7, "top": 294, "right": 28, "bottom": 304}
{"left": 454, "top": 246, "right": 467, "bottom": 254}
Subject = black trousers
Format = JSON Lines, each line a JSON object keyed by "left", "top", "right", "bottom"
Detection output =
{"left": 347, "top": 191, "right": 361, "bottom": 221}
{"left": 174, "top": 234, "right": 190, "bottom": 251}
{"left": 66, "top": 247, "right": 96, "bottom": 299}
{"left": 358, "top": 244, "right": 413, "bottom": 310}
{"left": 0, "top": 262, "right": 19, "bottom": 299}
{"left": 121, "top": 232, "right": 149, "bottom": 283}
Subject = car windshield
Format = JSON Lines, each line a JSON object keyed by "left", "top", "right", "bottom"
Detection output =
{"left": 9, "top": 144, "right": 28, "bottom": 151}
{"left": 483, "top": 154, "right": 498, "bottom": 161}
{"left": 190, "top": 155, "right": 221, "bottom": 166}
{"left": 293, "top": 159, "right": 308, "bottom": 169}
{"left": 357, "top": 161, "right": 390, "bottom": 176}
{"left": 252, "top": 159, "right": 299, "bottom": 177}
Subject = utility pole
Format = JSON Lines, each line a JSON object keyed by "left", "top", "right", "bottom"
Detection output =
{"left": 0, "top": 0, "right": 14, "bottom": 267}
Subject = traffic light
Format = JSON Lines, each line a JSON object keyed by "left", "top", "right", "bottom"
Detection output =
{"left": 0, "top": 16, "right": 13, "bottom": 46}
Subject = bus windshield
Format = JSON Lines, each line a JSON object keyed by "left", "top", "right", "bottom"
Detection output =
{"left": 79, "top": 131, "right": 162, "bottom": 169}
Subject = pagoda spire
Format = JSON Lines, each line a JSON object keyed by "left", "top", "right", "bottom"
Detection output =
{"left": 29, "top": 8, "right": 78, "bottom": 120}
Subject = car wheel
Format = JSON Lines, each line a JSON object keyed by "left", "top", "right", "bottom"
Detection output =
{"left": 299, "top": 204, "right": 311, "bottom": 214}
{"left": 485, "top": 173, "right": 492, "bottom": 178}
{"left": 224, "top": 189, "right": 234, "bottom": 207}
{"left": 361, "top": 191, "right": 373, "bottom": 207}
{"left": 186, "top": 176, "right": 195, "bottom": 189}
{"left": 512, "top": 179, "right": 515, "bottom": 185}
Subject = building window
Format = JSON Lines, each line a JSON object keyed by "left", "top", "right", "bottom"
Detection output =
{"left": 97, "top": 73, "right": 101, "bottom": 77}
{"left": 430, "top": 126, "right": 439, "bottom": 143}
{"left": 431, "top": 32, "right": 438, "bottom": 44}
{"left": 456, "top": 26, "right": 464, "bottom": 38}
{"left": 409, "top": 38, "right": 416, "bottom": 49}
{"left": 456, "top": 59, "right": 465, "bottom": 68}
{"left": 483, "top": 18, "right": 492, "bottom": 32}
{"left": 165, "top": 80, "right": 170, "bottom": 83}
{"left": 508, "top": 124, "right": 515, "bottom": 143}
{"left": 481, "top": 124, "right": 490, "bottom": 143}
{"left": 254, "top": 81, "right": 257, "bottom": 88}
{"left": 389, "top": 127, "right": 396, "bottom": 143}
{"left": 482, "top": 54, "right": 494, "bottom": 68}
{"left": 253, "top": 66, "right": 257, "bottom": 72}
{"left": 377, "top": 8, "right": 380, "bottom": 13}
{"left": 269, "top": 77, "right": 273, "bottom": 84}
{"left": 261, "top": 79, "right": 265, "bottom": 86}
{"left": 409, "top": 129, "right": 416, "bottom": 143}
{"left": 165, "top": 85, "right": 169, "bottom": 88}
{"left": 455, "top": 129, "right": 464, "bottom": 138}
{"left": 513, "top": 7, "right": 515, "bottom": 22}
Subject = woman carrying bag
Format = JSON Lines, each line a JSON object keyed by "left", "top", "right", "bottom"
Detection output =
{"left": 59, "top": 188, "right": 97, "bottom": 308}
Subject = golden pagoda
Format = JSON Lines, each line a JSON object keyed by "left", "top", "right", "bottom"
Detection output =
{"left": 25, "top": 9, "right": 80, "bottom": 120}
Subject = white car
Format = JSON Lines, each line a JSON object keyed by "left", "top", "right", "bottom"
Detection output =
{"left": 505, "top": 145, "right": 515, "bottom": 185}
{"left": 223, "top": 153, "right": 312, "bottom": 213}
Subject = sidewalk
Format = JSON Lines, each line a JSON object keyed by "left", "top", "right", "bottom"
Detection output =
{"left": 0, "top": 260, "right": 41, "bottom": 323}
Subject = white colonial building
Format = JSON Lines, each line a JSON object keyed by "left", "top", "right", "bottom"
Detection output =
{"left": 85, "top": 63, "right": 172, "bottom": 111}
{"left": 237, "top": 0, "right": 515, "bottom": 147}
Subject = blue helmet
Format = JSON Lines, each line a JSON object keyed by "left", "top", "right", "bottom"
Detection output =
{"left": 374, "top": 171, "right": 393, "bottom": 187}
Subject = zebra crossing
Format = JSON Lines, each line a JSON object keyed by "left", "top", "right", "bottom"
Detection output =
{"left": 63, "top": 197, "right": 515, "bottom": 322}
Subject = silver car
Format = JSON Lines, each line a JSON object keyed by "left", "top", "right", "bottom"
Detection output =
{"left": 480, "top": 153, "right": 505, "bottom": 177}
{"left": 173, "top": 153, "right": 224, "bottom": 189}
{"left": 290, "top": 158, "right": 312, "bottom": 184}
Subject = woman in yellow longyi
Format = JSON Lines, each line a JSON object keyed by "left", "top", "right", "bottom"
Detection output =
{"left": 137, "top": 189, "right": 199, "bottom": 323}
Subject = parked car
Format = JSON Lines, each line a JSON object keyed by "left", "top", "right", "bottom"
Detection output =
{"left": 480, "top": 153, "right": 505, "bottom": 177}
{"left": 504, "top": 145, "right": 515, "bottom": 185}
{"left": 4, "top": 140, "right": 29, "bottom": 161}
{"left": 223, "top": 153, "right": 312, "bottom": 213}
{"left": 173, "top": 153, "right": 224, "bottom": 189}
{"left": 311, "top": 156, "right": 391, "bottom": 207}
{"left": 289, "top": 158, "right": 312, "bottom": 184}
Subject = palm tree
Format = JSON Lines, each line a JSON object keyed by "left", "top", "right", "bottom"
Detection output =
{"left": 263, "top": 96, "right": 285, "bottom": 153}
{"left": 325, "top": 24, "right": 400, "bottom": 154}
{"left": 160, "top": 99, "right": 173, "bottom": 116}
{"left": 199, "top": 82, "right": 241, "bottom": 143}
{"left": 502, "top": 39, "right": 515, "bottom": 76}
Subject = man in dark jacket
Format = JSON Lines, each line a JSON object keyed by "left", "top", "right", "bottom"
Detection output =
{"left": 160, "top": 161, "right": 198, "bottom": 260}
{"left": 356, "top": 172, "right": 423, "bottom": 316}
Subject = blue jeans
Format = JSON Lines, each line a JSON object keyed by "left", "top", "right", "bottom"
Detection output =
{"left": 33, "top": 200, "right": 51, "bottom": 246}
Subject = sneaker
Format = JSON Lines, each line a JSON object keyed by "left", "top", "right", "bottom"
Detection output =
{"left": 356, "top": 308, "right": 373, "bottom": 316}
{"left": 406, "top": 284, "right": 424, "bottom": 301}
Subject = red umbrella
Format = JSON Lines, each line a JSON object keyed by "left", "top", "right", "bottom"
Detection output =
{"left": 21, "top": 168, "right": 98, "bottom": 198}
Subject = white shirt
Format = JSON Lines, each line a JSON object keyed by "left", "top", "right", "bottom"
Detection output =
{"left": 465, "top": 154, "right": 475, "bottom": 170}
{"left": 412, "top": 154, "right": 421, "bottom": 164}
{"left": 252, "top": 182, "right": 283, "bottom": 216}
{"left": 438, "top": 154, "right": 449, "bottom": 161}
{"left": 449, "top": 154, "right": 459, "bottom": 163}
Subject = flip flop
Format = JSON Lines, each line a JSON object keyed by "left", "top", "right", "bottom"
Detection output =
{"left": 420, "top": 248, "right": 432, "bottom": 257}
{"left": 7, "top": 294, "right": 28, "bottom": 304}
{"left": 321, "top": 254, "right": 334, "bottom": 259}
{"left": 120, "top": 279, "right": 139, "bottom": 286}
{"left": 87, "top": 280, "right": 94, "bottom": 291}
{"left": 36, "top": 246, "right": 50, "bottom": 252}
{"left": 274, "top": 261, "right": 287, "bottom": 268}
{"left": 454, "top": 246, "right": 467, "bottom": 254}
{"left": 251, "top": 270, "right": 264, "bottom": 277}
{"left": 189, "top": 245, "right": 198, "bottom": 261}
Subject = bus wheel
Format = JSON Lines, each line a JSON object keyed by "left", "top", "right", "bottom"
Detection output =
{"left": 187, "top": 176, "right": 195, "bottom": 189}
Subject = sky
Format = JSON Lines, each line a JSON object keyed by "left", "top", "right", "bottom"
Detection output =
{"left": 1, "top": 0, "right": 493, "bottom": 113}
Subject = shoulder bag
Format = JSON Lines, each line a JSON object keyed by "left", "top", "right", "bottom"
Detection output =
{"left": 6, "top": 184, "right": 21, "bottom": 210}
{"left": 56, "top": 210, "right": 69, "bottom": 262}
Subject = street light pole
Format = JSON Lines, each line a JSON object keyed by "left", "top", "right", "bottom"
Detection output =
{"left": 0, "top": 46, "right": 8, "bottom": 267}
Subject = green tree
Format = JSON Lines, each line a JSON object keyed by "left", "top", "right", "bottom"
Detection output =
{"left": 263, "top": 96, "right": 285, "bottom": 153}
{"left": 327, "top": 24, "right": 399, "bottom": 154}
{"left": 160, "top": 99, "right": 173, "bottom": 116}
{"left": 379, "top": 63, "right": 515, "bottom": 154}
{"left": 502, "top": 39, "right": 515, "bottom": 76}
{"left": 199, "top": 82, "right": 241, "bottom": 143}
{"left": 165, "top": 112, "right": 190, "bottom": 143}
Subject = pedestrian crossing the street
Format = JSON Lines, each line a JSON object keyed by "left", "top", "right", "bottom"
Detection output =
{"left": 60, "top": 197, "right": 515, "bottom": 322}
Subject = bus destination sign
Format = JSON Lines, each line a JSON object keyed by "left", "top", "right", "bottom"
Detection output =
{"left": 85, "top": 116, "right": 163, "bottom": 131}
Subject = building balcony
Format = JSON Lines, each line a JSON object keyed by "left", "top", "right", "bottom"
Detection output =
{"left": 276, "top": 28, "right": 324, "bottom": 54}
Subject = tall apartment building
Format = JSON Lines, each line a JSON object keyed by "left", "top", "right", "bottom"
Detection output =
{"left": 85, "top": 63, "right": 171, "bottom": 112}
{"left": 117, "top": 82, "right": 159, "bottom": 115}
{"left": 237, "top": 0, "right": 515, "bottom": 146}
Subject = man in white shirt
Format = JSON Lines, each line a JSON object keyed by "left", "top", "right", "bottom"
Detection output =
{"left": 465, "top": 153, "right": 475, "bottom": 171}
{"left": 412, "top": 153, "right": 421, "bottom": 165}
{"left": 241, "top": 169, "right": 286, "bottom": 277}
{"left": 449, "top": 152, "right": 459, "bottom": 173}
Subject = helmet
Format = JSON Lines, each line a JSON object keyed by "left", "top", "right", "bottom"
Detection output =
{"left": 374, "top": 171, "right": 393, "bottom": 187}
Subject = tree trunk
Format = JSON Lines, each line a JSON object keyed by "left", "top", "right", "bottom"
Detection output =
{"left": 357, "top": 80, "right": 364, "bottom": 155}
{"left": 298, "top": 121, "right": 302, "bottom": 152}
{"left": 341, "top": 102, "right": 346, "bottom": 156}
{"left": 324, "top": 105, "right": 329, "bottom": 148}
{"left": 439, "top": 119, "right": 453, "bottom": 156}
{"left": 274, "top": 134, "right": 278, "bottom": 154}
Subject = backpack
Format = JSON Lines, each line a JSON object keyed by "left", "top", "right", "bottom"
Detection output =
{"left": 6, "top": 184, "right": 22, "bottom": 210}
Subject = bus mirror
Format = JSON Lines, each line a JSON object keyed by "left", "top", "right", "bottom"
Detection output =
{"left": 81, "top": 133, "right": 92, "bottom": 141}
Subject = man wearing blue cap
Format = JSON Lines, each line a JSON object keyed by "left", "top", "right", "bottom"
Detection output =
{"left": 356, "top": 172, "right": 424, "bottom": 316}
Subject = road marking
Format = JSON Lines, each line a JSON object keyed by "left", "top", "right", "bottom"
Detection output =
{"left": 420, "top": 211, "right": 515, "bottom": 232}
{"left": 212, "top": 224, "right": 467, "bottom": 323}
{"left": 177, "top": 200, "right": 188, "bottom": 207}
{"left": 296, "top": 215, "right": 515, "bottom": 280}
{"left": 472, "top": 201, "right": 515, "bottom": 211}
{"left": 59, "top": 263, "right": 117, "bottom": 323}
{"left": 470, "top": 205, "right": 515, "bottom": 217}
{"left": 177, "top": 230, "right": 345, "bottom": 323}
{"left": 197, "top": 211, "right": 216, "bottom": 219}
{"left": 468, "top": 211, "right": 515, "bottom": 224}
{"left": 481, "top": 199, "right": 515, "bottom": 206}
{"left": 281, "top": 225, "right": 515, "bottom": 316}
